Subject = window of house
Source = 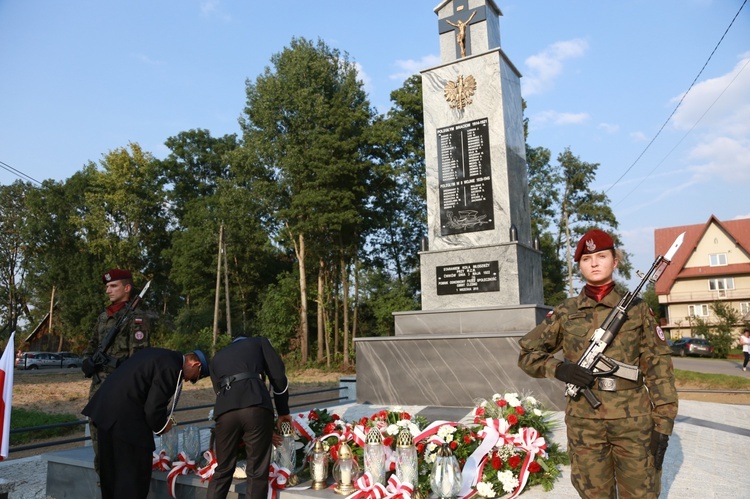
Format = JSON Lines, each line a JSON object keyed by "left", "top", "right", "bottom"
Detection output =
{"left": 741, "top": 302, "right": 750, "bottom": 316}
{"left": 709, "top": 253, "right": 727, "bottom": 266}
{"left": 688, "top": 304, "right": 709, "bottom": 316}
{"left": 708, "top": 278, "right": 735, "bottom": 291}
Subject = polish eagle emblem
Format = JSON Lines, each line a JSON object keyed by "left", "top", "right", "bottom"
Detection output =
{"left": 444, "top": 74, "right": 477, "bottom": 110}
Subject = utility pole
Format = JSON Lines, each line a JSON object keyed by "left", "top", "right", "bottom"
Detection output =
{"left": 223, "top": 238, "right": 232, "bottom": 338}
{"left": 212, "top": 224, "right": 224, "bottom": 347}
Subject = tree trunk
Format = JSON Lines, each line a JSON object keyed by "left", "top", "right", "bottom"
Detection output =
{"left": 352, "top": 256, "right": 359, "bottom": 342}
{"left": 317, "top": 257, "right": 325, "bottom": 362}
{"left": 297, "top": 233, "right": 309, "bottom": 363}
{"left": 341, "top": 250, "right": 349, "bottom": 368}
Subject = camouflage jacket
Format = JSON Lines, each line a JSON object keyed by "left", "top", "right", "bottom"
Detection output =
{"left": 84, "top": 306, "right": 154, "bottom": 366}
{"left": 518, "top": 288, "right": 678, "bottom": 434}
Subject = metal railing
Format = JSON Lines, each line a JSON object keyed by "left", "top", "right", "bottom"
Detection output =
{"left": 9, "top": 386, "right": 348, "bottom": 455}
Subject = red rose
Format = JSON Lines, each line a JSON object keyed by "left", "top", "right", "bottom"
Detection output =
{"left": 507, "top": 414, "right": 518, "bottom": 425}
{"left": 379, "top": 410, "right": 388, "bottom": 420}
{"left": 400, "top": 412, "right": 411, "bottom": 420}
{"left": 332, "top": 414, "right": 341, "bottom": 421}
{"left": 308, "top": 410, "right": 319, "bottom": 420}
{"left": 330, "top": 444, "right": 340, "bottom": 461}
{"left": 360, "top": 417, "right": 369, "bottom": 426}
{"left": 476, "top": 407, "right": 486, "bottom": 416}
{"left": 463, "top": 434, "right": 472, "bottom": 444}
{"left": 515, "top": 406, "right": 525, "bottom": 416}
{"left": 383, "top": 437, "right": 394, "bottom": 447}
{"left": 491, "top": 454, "right": 502, "bottom": 470}
{"left": 528, "top": 462, "right": 542, "bottom": 473}
{"left": 416, "top": 443, "right": 425, "bottom": 454}
{"left": 449, "top": 441, "right": 458, "bottom": 450}
{"left": 324, "top": 423, "right": 337, "bottom": 434}
{"left": 498, "top": 399, "right": 508, "bottom": 407}
{"left": 474, "top": 416, "right": 481, "bottom": 424}
{"left": 508, "top": 456, "right": 521, "bottom": 469}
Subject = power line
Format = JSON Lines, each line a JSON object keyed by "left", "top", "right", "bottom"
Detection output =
{"left": 0, "top": 160, "right": 42, "bottom": 186}
{"left": 615, "top": 57, "right": 750, "bottom": 206}
{"left": 605, "top": 0, "right": 747, "bottom": 195}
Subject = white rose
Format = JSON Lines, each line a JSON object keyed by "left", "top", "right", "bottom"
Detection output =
{"left": 476, "top": 482, "right": 496, "bottom": 498}
{"left": 387, "top": 424, "right": 400, "bottom": 435}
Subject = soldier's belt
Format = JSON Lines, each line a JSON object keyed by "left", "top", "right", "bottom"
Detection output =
{"left": 592, "top": 377, "right": 643, "bottom": 392}
{"left": 217, "top": 371, "right": 263, "bottom": 394}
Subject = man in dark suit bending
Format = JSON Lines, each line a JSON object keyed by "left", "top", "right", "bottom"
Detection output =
{"left": 207, "top": 336, "right": 293, "bottom": 499}
{"left": 82, "top": 347, "right": 210, "bottom": 499}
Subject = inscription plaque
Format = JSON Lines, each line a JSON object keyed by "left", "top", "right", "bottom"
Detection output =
{"left": 437, "top": 118, "right": 494, "bottom": 236}
{"left": 436, "top": 261, "right": 499, "bottom": 295}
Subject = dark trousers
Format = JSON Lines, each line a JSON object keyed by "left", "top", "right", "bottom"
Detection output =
{"left": 743, "top": 351, "right": 749, "bottom": 368}
{"left": 207, "top": 406, "right": 274, "bottom": 499}
{"left": 95, "top": 423, "right": 153, "bottom": 499}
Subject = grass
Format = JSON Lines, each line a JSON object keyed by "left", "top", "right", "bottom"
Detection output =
{"left": 9, "top": 407, "right": 82, "bottom": 445}
{"left": 675, "top": 369, "right": 750, "bottom": 390}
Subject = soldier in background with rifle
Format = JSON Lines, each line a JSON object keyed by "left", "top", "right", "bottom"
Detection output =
{"left": 518, "top": 229, "right": 679, "bottom": 498}
{"left": 81, "top": 268, "right": 155, "bottom": 482}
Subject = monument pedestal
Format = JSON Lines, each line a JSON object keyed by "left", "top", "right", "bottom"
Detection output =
{"left": 355, "top": 304, "right": 565, "bottom": 411}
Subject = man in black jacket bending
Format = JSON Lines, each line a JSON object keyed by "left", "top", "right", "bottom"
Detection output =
{"left": 82, "top": 347, "right": 210, "bottom": 499}
{"left": 207, "top": 336, "right": 293, "bottom": 499}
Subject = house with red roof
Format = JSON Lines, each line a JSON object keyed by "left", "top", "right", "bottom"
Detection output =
{"left": 654, "top": 215, "right": 750, "bottom": 339}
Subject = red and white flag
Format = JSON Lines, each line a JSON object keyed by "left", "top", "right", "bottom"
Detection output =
{"left": 0, "top": 332, "right": 15, "bottom": 461}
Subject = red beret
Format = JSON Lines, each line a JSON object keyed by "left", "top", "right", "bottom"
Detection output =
{"left": 102, "top": 269, "right": 132, "bottom": 284}
{"left": 574, "top": 229, "right": 615, "bottom": 262}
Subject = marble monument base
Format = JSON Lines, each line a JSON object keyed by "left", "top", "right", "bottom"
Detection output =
{"left": 355, "top": 304, "right": 565, "bottom": 410}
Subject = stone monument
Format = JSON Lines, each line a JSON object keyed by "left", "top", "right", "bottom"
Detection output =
{"left": 355, "top": 0, "right": 564, "bottom": 410}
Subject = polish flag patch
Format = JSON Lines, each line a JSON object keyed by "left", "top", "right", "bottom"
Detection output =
{"left": 656, "top": 326, "right": 666, "bottom": 342}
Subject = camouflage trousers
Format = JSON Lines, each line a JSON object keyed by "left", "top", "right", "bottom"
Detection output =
{"left": 566, "top": 414, "right": 660, "bottom": 498}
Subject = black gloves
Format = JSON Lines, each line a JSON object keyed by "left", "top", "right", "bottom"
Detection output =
{"left": 650, "top": 431, "right": 669, "bottom": 470}
{"left": 81, "top": 357, "right": 97, "bottom": 378}
{"left": 554, "top": 362, "right": 594, "bottom": 387}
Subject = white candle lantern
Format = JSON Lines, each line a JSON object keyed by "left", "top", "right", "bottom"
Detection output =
{"left": 333, "top": 441, "right": 359, "bottom": 495}
{"left": 395, "top": 429, "right": 418, "bottom": 486}
{"left": 430, "top": 443, "right": 462, "bottom": 499}
{"left": 364, "top": 427, "right": 386, "bottom": 484}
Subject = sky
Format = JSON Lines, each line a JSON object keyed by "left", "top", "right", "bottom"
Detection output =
{"left": 1, "top": 0, "right": 749, "bottom": 291}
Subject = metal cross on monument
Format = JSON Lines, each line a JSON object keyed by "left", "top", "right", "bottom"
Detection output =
{"left": 438, "top": 0, "right": 488, "bottom": 59}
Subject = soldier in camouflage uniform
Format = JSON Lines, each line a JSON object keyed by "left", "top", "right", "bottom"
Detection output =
{"left": 82, "top": 268, "right": 154, "bottom": 480}
{"left": 518, "top": 229, "right": 677, "bottom": 498}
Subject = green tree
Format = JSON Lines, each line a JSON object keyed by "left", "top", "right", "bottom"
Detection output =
{"left": 0, "top": 181, "right": 32, "bottom": 334}
{"left": 23, "top": 172, "right": 103, "bottom": 350}
{"left": 368, "top": 74, "right": 427, "bottom": 288}
{"left": 237, "top": 37, "right": 375, "bottom": 365}
{"left": 553, "top": 148, "right": 629, "bottom": 296}
{"left": 704, "top": 301, "right": 741, "bottom": 358}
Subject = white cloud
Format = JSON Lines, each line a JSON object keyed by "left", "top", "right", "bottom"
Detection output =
{"left": 354, "top": 62, "right": 374, "bottom": 98}
{"left": 131, "top": 53, "right": 163, "bottom": 66}
{"left": 201, "top": 0, "right": 231, "bottom": 21}
{"left": 529, "top": 110, "right": 589, "bottom": 128}
{"left": 521, "top": 39, "right": 588, "bottom": 96}
{"left": 687, "top": 135, "right": 750, "bottom": 182}
{"left": 389, "top": 54, "right": 441, "bottom": 82}
{"left": 598, "top": 123, "right": 619, "bottom": 134}
{"left": 671, "top": 52, "right": 750, "bottom": 134}
{"left": 629, "top": 131, "right": 648, "bottom": 142}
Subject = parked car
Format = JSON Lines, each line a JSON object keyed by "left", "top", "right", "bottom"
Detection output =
{"left": 58, "top": 352, "right": 83, "bottom": 368}
{"left": 15, "top": 351, "right": 64, "bottom": 370}
{"left": 669, "top": 337, "right": 714, "bottom": 357}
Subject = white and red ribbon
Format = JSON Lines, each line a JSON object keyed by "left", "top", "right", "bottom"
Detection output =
{"left": 166, "top": 452, "right": 197, "bottom": 498}
{"left": 197, "top": 449, "right": 218, "bottom": 482}
{"left": 384, "top": 474, "right": 413, "bottom": 499}
{"left": 345, "top": 472, "right": 388, "bottom": 499}
{"left": 507, "top": 427, "right": 547, "bottom": 499}
{"left": 292, "top": 414, "right": 315, "bottom": 441}
{"left": 267, "top": 463, "right": 291, "bottom": 499}
{"left": 459, "top": 417, "right": 514, "bottom": 497}
{"left": 152, "top": 450, "right": 172, "bottom": 472}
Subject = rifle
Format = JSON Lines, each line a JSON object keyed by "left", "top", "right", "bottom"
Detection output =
{"left": 85, "top": 280, "right": 151, "bottom": 384}
{"left": 566, "top": 233, "right": 685, "bottom": 408}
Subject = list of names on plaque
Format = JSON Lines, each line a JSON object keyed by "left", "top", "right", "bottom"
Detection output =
{"left": 435, "top": 261, "right": 500, "bottom": 295}
{"left": 437, "top": 118, "right": 494, "bottom": 236}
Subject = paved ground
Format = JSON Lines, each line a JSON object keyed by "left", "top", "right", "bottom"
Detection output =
{"left": 2, "top": 398, "right": 748, "bottom": 498}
